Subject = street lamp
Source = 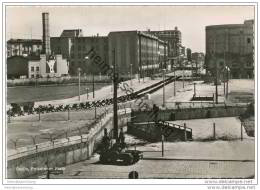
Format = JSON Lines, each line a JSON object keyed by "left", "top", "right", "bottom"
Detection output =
{"left": 225, "top": 66, "right": 230, "bottom": 99}
{"left": 162, "top": 69, "right": 166, "bottom": 107}
{"left": 77, "top": 67, "right": 81, "bottom": 101}
{"left": 173, "top": 67, "right": 176, "bottom": 96}
{"left": 85, "top": 55, "right": 95, "bottom": 98}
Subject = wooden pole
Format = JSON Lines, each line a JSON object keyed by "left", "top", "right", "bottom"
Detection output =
{"left": 184, "top": 123, "right": 187, "bottom": 141}
{"left": 213, "top": 122, "right": 216, "bottom": 140}
{"left": 241, "top": 122, "right": 243, "bottom": 141}
{"left": 161, "top": 134, "right": 164, "bottom": 157}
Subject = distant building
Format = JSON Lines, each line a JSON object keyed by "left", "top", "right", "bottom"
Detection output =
{"left": 28, "top": 54, "right": 68, "bottom": 78}
{"left": 186, "top": 48, "right": 192, "bottom": 62}
{"left": 51, "top": 30, "right": 108, "bottom": 75}
{"left": 7, "top": 56, "right": 32, "bottom": 79}
{"left": 7, "top": 54, "right": 68, "bottom": 79}
{"left": 149, "top": 27, "right": 182, "bottom": 58}
{"left": 7, "top": 39, "right": 42, "bottom": 58}
{"left": 108, "top": 31, "right": 168, "bottom": 77}
{"left": 192, "top": 52, "right": 205, "bottom": 74}
{"left": 205, "top": 19, "right": 254, "bottom": 79}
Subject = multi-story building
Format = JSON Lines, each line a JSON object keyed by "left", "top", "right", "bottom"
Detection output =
{"left": 108, "top": 31, "right": 168, "bottom": 77}
{"left": 149, "top": 27, "right": 182, "bottom": 65}
{"left": 192, "top": 52, "right": 205, "bottom": 74}
{"left": 205, "top": 19, "right": 254, "bottom": 79}
{"left": 186, "top": 48, "right": 192, "bottom": 61}
{"left": 7, "top": 39, "right": 42, "bottom": 58}
{"left": 51, "top": 30, "right": 108, "bottom": 75}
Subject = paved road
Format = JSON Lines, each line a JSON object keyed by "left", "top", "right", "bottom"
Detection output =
{"left": 48, "top": 153, "right": 254, "bottom": 179}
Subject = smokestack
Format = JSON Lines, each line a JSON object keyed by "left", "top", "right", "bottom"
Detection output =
{"left": 42, "top": 12, "right": 51, "bottom": 56}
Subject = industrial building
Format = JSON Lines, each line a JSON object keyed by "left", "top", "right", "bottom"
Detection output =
{"left": 192, "top": 52, "right": 205, "bottom": 74}
{"left": 205, "top": 19, "right": 254, "bottom": 79}
{"left": 7, "top": 39, "right": 42, "bottom": 58}
{"left": 149, "top": 27, "right": 182, "bottom": 66}
{"left": 7, "top": 12, "right": 69, "bottom": 79}
{"left": 51, "top": 32, "right": 108, "bottom": 75}
{"left": 108, "top": 31, "right": 168, "bottom": 77}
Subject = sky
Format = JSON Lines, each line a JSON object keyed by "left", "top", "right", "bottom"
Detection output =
{"left": 6, "top": 5, "right": 254, "bottom": 53}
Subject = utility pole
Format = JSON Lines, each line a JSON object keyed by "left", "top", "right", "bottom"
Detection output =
{"left": 130, "top": 64, "right": 133, "bottom": 86}
{"left": 78, "top": 67, "right": 81, "bottom": 101}
{"left": 162, "top": 69, "right": 166, "bottom": 107}
{"left": 113, "top": 48, "right": 118, "bottom": 142}
{"left": 214, "top": 38, "right": 218, "bottom": 104}
{"left": 174, "top": 68, "right": 176, "bottom": 96}
{"left": 92, "top": 74, "right": 95, "bottom": 98}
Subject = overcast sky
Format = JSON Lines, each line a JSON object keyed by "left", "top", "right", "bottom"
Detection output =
{"left": 6, "top": 5, "right": 254, "bottom": 53}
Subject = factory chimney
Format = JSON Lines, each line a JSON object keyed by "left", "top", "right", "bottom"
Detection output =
{"left": 42, "top": 12, "right": 51, "bottom": 57}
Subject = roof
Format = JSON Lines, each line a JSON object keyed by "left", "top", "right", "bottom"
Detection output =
{"left": 60, "top": 29, "right": 83, "bottom": 37}
{"left": 7, "top": 55, "right": 40, "bottom": 61}
{"left": 7, "top": 39, "right": 42, "bottom": 44}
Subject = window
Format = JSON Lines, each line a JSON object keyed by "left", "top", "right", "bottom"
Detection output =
{"left": 31, "top": 66, "right": 34, "bottom": 72}
{"left": 36, "top": 74, "right": 40, "bottom": 78}
{"left": 31, "top": 74, "right": 34, "bottom": 78}
{"left": 36, "top": 66, "right": 39, "bottom": 71}
{"left": 247, "top": 38, "right": 251, "bottom": 44}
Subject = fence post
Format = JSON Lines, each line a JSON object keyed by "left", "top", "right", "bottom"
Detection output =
{"left": 68, "top": 108, "right": 70, "bottom": 121}
{"left": 213, "top": 122, "right": 216, "bottom": 140}
{"left": 184, "top": 123, "right": 187, "bottom": 141}
{"left": 38, "top": 111, "right": 41, "bottom": 121}
{"left": 8, "top": 115, "right": 11, "bottom": 123}
{"left": 241, "top": 122, "right": 243, "bottom": 141}
{"left": 94, "top": 106, "right": 97, "bottom": 119}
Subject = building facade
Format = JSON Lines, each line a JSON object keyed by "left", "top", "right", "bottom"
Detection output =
{"left": 7, "top": 39, "right": 42, "bottom": 58}
{"left": 192, "top": 52, "right": 205, "bottom": 74}
{"left": 149, "top": 27, "right": 182, "bottom": 66}
{"left": 108, "top": 31, "right": 168, "bottom": 77}
{"left": 205, "top": 20, "right": 254, "bottom": 79}
{"left": 28, "top": 54, "right": 69, "bottom": 78}
{"left": 51, "top": 30, "right": 108, "bottom": 75}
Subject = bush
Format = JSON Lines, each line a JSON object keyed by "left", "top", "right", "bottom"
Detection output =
{"left": 23, "top": 102, "right": 34, "bottom": 114}
{"left": 10, "top": 103, "right": 22, "bottom": 116}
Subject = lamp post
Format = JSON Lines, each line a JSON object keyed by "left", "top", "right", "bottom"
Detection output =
{"left": 92, "top": 74, "right": 95, "bottom": 98}
{"left": 77, "top": 67, "right": 81, "bottom": 101}
{"left": 225, "top": 66, "right": 230, "bottom": 99}
{"left": 112, "top": 48, "right": 119, "bottom": 142}
{"left": 174, "top": 67, "right": 176, "bottom": 96}
{"left": 85, "top": 55, "right": 95, "bottom": 98}
{"left": 162, "top": 69, "right": 166, "bottom": 107}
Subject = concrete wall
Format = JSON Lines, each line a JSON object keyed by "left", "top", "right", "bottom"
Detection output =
{"left": 131, "top": 105, "right": 248, "bottom": 123}
{"left": 7, "top": 111, "right": 131, "bottom": 179}
{"left": 127, "top": 122, "right": 192, "bottom": 142}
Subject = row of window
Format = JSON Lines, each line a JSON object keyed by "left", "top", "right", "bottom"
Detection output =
{"left": 31, "top": 66, "right": 40, "bottom": 72}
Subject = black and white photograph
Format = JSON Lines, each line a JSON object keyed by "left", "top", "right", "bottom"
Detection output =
{"left": 1, "top": 1, "right": 258, "bottom": 189}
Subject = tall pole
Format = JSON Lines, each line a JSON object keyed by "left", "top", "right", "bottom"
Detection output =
{"left": 226, "top": 68, "right": 229, "bottom": 99}
{"left": 130, "top": 64, "right": 133, "bottom": 86}
{"left": 162, "top": 69, "right": 166, "bottom": 107}
{"left": 182, "top": 67, "right": 184, "bottom": 88}
{"left": 113, "top": 48, "right": 118, "bottom": 142}
{"left": 214, "top": 38, "right": 218, "bottom": 104}
{"left": 92, "top": 74, "right": 95, "bottom": 98}
{"left": 174, "top": 68, "right": 176, "bottom": 96}
{"left": 78, "top": 68, "right": 81, "bottom": 101}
